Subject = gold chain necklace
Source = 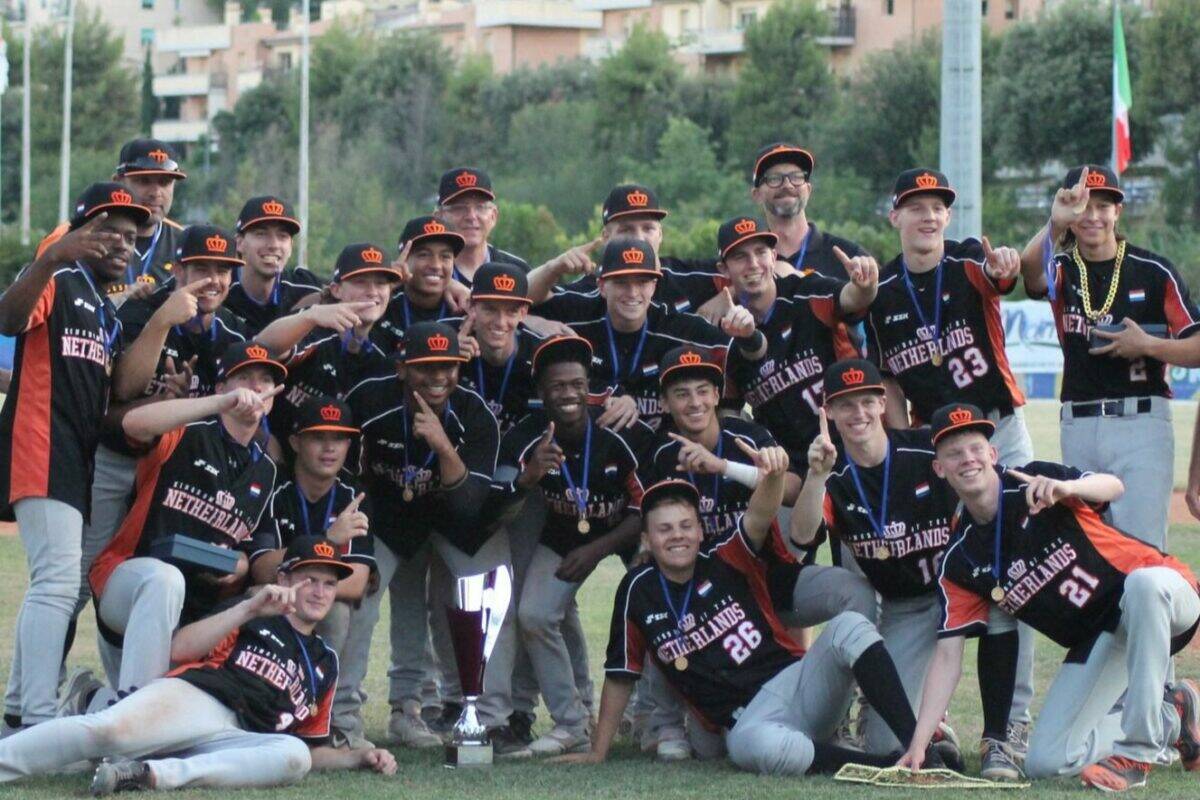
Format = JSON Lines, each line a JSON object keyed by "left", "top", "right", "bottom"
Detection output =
{"left": 1073, "top": 239, "right": 1126, "bottom": 321}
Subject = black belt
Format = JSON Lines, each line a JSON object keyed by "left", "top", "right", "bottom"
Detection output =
{"left": 1068, "top": 397, "right": 1152, "bottom": 418}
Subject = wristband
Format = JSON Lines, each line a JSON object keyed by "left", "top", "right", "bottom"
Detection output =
{"left": 723, "top": 459, "right": 759, "bottom": 489}
{"left": 735, "top": 330, "right": 766, "bottom": 353}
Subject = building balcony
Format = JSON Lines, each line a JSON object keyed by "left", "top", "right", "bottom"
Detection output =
{"left": 814, "top": 5, "right": 854, "bottom": 46}
{"left": 677, "top": 28, "right": 743, "bottom": 55}
{"left": 573, "top": 0, "right": 650, "bottom": 10}
{"left": 475, "top": 0, "right": 602, "bottom": 29}
{"left": 582, "top": 33, "right": 625, "bottom": 59}
{"left": 152, "top": 72, "right": 211, "bottom": 97}
{"left": 155, "top": 25, "right": 232, "bottom": 56}
{"left": 151, "top": 119, "right": 212, "bottom": 143}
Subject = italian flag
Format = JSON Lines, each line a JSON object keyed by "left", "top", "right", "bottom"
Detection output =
{"left": 1112, "top": 3, "right": 1132, "bottom": 174}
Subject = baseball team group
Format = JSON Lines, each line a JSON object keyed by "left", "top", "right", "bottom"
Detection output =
{"left": 0, "top": 135, "right": 1197, "bottom": 794}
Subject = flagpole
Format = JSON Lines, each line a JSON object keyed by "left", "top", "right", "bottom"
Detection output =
{"left": 1111, "top": 0, "right": 1117, "bottom": 173}
{"left": 58, "top": 0, "right": 75, "bottom": 223}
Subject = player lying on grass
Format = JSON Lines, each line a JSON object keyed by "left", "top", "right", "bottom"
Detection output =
{"left": 899, "top": 403, "right": 1200, "bottom": 792}
{"left": 0, "top": 535, "right": 395, "bottom": 793}
{"left": 556, "top": 443, "right": 953, "bottom": 776}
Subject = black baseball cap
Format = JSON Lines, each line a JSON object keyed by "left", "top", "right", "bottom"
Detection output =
{"left": 532, "top": 335, "right": 593, "bottom": 382}
{"left": 892, "top": 168, "right": 956, "bottom": 209}
{"left": 930, "top": 402, "right": 996, "bottom": 448}
{"left": 69, "top": 182, "right": 152, "bottom": 230}
{"left": 236, "top": 195, "right": 301, "bottom": 235}
{"left": 823, "top": 359, "right": 885, "bottom": 404}
{"left": 717, "top": 216, "right": 778, "bottom": 260}
{"left": 333, "top": 243, "right": 400, "bottom": 283}
{"left": 293, "top": 396, "right": 359, "bottom": 436}
{"left": 400, "top": 321, "right": 467, "bottom": 365}
{"left": 176, "top": 224, "right": 243, "bottom": 267}
{"left": 399, "top": 215, "right": 465, "bottom": 256}
{"left": 116, "top": 138, "right": 186, "bottom": 180}
{"left": 439, "top": 167, "right": 495, "bottom": 205}
{"left": 602, "top": 184, "right": 667, "bottom": 225}
{"left": 598, "top": 237, "right": 659, "bottom": 281}
{"left": 659, "top": 345, "right": 724, "bottom": 393}
{"left": 751, "top": 142, "right": 815, "bottom": 185}
{"left": 1062, "top": 165, "right": 1124, "bottom": 203}
{"left": 216, "top": 341, "right": 288, "bottom": 383}
{"left": 279, "top": 535, "right": 354, "bottom": 579}
{"left": 641, "top": 479, "right": 701, "bottom": 518}
{"left": 471, "top": 263, "right": 530, "bottom": 304}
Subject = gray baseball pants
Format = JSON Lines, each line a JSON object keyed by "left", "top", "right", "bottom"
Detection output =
{"left": 95, "top": 557, "right": 187, "bottom": 696}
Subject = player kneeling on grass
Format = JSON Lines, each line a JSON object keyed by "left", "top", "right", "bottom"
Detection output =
{"left": 557, "top": 447, "right": 949, "bottom": 776}
{"left": 0, "top": 536, "right": 396, "bottom": 793}
{"left": 900, "top": 403, "right": 1200, "bottom": 792}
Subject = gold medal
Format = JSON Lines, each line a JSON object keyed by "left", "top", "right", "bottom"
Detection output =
{"left": 308, "top": 702, "right": 319, "bottom": 717}
{"left": 402, "top": 486, "right": 414, "bottom": 502}
{"left": 931, "top": 351, "right": 943, "bottom": 367}
{"left": 990, "top": 585, "right": 1006, "bottom": 603}
{"left": 577, "top": 518, "right": 590, "bottom": 534}
{"left": 674, "top": 656, "right": 688, "bottom": 671}
{"left": 875, "top": 543, "right": 890, "bottom": 560}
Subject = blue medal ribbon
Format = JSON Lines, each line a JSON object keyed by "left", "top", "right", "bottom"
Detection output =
{"left": 475, "top": 349, "right": 516, "bottom": 414}
{"left": 604, "top": 316, "right": 649, "bottom": 388}
{"left": 845, "top": 438, "right": 892, "bottom": 550}
{"left": 556, "top": 417, "right": 592, "bottom": 523}
{"left": 289, "top": 626, "right": 321, "bottom": 714}
{"left": 77, "top": 263, "right": 120, "bottom": 356}
{"left": 295, "top": 483, "right": 338, "bottom": 538}
{"left": 900, "top": 255, "right": 946, "bottom": 356}
{"left": 786, "top": 226, "right": 813, "bottom": 271}
{"left": 128, "top": 221, "right": 163, "bottom": 285}
{"left": 400, "top": 400, "right": 448, "bottom": 489}
{"left": 657, "top": 571, "right": 695, "bottom": 655}
{"left": 401, "top": 295, "right": 447, "bottom": 328}
{"left": 687, "top": 434, "right": 724, "bottom": 512}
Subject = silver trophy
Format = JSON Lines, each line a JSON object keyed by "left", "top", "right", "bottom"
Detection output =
{"left": 443, "top": 564, "right": 512, "bottom": 768}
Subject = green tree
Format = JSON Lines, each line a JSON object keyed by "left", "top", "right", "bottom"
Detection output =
{"left": 726, "top": 0, "right": 833, "bottom": 162}
{"left": 595, "top": 25, "right": 680, "bottom": 163}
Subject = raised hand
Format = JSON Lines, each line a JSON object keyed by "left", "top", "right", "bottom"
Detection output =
{"left": 806, "top": 408, "right": 838, "bottom": 477}
{"left": 444, "top": 279, "right": 471, "bottom": 315}
{"left": 391, "top": 240, "right": 413, "bottom": 285}
{"left": 597, "top": 394, "right": 638, "bottom": 430}
{"left": 670, "top": 432, "right": 725, "bottom": 475}
{"left": 160, "top": 355, "right": 197, "bottom": 398}
{"left": 519, "top": 422, "right": 564, "bottom": 488}
{"left": 1007, "top": 468, "right": 1073, "bottom": 514}
{"left": 47, "top": 212, "right": 125, "bottom": 264}
{"left": 305, "top": 301, "right": 375, "bottom": 334}
{"left": 326, "top": 492, "right": 369, "bottom": 546}
{"left": 1050, "top": 166, "right": 1091, "bottom": 233}
{"left": 223, "top": 382, "right": 285, "bottom": 418}
{"left": 833, "top": 245, "right": 879, "bottom": 291}
{"left": 982, "top": 236, "right": 1020, "bottom": 281}
{"left": 550, "top": 237, "right": 604, "bottom": 278}
{"left": 696, "top": 287, "right": 735, "bottom": 327}
{"left": 412, "top": 392, "right": 453, "bottom": 453}
{"left": 734, "top": 437, "right": 789, "bottom": 477}
{"left": 247, "top": 581, "right": 302, "bottom": 616}
{"left": 720, "top": 304, "right": 756, "bottom": 339}
{"left": 458, "top": 316, "right": 481, "bottom": 360}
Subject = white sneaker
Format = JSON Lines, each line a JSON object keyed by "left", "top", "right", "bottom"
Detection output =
{"left": 656, "top": 732, "right": 692, "bottom": 762}
{"left": 57, "top": 668, "right": 103, "bottom": 718}
{"left": 529, "top": 726, "right": 590, "bottom": 756}
{"left": 387, "top": 703, "right": 443, "bottom": 749}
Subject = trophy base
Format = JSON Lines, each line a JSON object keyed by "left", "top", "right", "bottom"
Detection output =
{"left": 444, "top": 742, "right": 493, "bottom": 768}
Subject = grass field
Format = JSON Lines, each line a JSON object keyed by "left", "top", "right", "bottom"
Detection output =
{"left": 2, "top": 400, "right": 1200, "bottom": 797}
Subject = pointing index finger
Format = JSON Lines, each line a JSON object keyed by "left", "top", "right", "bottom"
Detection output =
{"left": 832, "top": 245, "right": 853, "bottom": 268}
{"left": 981, "top": 235, "right": 995, "bottom": 260}
{"left": 818, "top": 406, "right": 830, "bottom": 439}
{"left": 183, "top": 277, "right": 217, "bottom": 294}
{"left": 345, "top": 492, "right": 366, "bottom": 514}
{"left": 733, "top": 437, "right": 759, "bottom": 461}
{"left": 1006, "top": 468, "right": 1034, "bottom": 484}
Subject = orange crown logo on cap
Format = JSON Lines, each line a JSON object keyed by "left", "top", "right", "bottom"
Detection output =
{"left": 679, "top": 352, "right": 703, "bottom": 366}
{"left": 246, "top": 344, "right": 269, "bottom": 360}
{"left": 733, "top": 219, "right": 756, "bottom": 235}
{"left": 621, "top": 248, "right": 646, "bottom": 266}
{"left": 493, "top": 274, "right": 516, "bottom": 292}
{"left": 148, "top": 149, "right": 169, "bottom": 163}
{"left": 915, "top": 173, "right": 939, "bottom": 189}
{"left": 427, "top": 334, "right": 450, "bottom": 352}
{"left": 361, "top": 247, "right": 384, "bottom": 264}
{"left": 455, "top": 172, "right": 478, "bottom": 188}
{"left": 205, "top": 235, "right": 228, "bottom": 254}
{"left": 111, "top": 189, "right": 133, "bottom": 205}
{"left": 626, "top": 190, "right": 649, "bottom": 207}
{"left": 843, "top": 367, "right": 865, "bottom": 385}
{"left": 1085, "top": 171, "right": 1107, "bottom": 187}
{"left": 423, "top": 221, "right": 447, "bottom": 235}
{"left": 320, "top": 404, "right": 342, "bottom": 422}
{"left": 948, "top": 407, "right": 973, "bottom": 425}
{"left": 262, "top": 200, "right": 285, "bottom": 215}
{"left": 313, "top": 542, "right": 335, "bottom": 558}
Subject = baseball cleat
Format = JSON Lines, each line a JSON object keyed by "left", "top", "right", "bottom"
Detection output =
{"left": 487, "top": 725, "right": 534, "bottom": 760}
{"left": 1006, "top": 720, "right": 1030, "bottom": 761}
{"left": 90, "top": 759, "right": 152, "bottom": 796}
{"left": 655, "top": 729, "right": 692, "bottom": 762}
{"left": 427, "top": 702, "right": 463, "bottom": 737}
{"left": 507, "top": 711, "right": 535, "bottom": 745}
{"left": 528, "top": 726, "right": 590, "bottom": 756}
{"left": 979, "top": 737, "right": 1026, "bottom": 782}
{"left": 58, "top": 667, "right": 104, "bottom": 718}
{"left": 1169, "top": 679, "right": 1200, "bottom": 770}
{"left": 1080, "top": 756, "right": 1150, "bottom": 792}
{"left": 386, "top": 704, "right": 442, "bottom": 749}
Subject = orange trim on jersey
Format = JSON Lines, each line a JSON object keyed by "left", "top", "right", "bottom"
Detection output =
{"left": 810, "top": 296, "right": 837, "bottom": 329}
{"left": 939, "top": 575, "right": 989, "bottom": 634}
{"left": 35, "top": 223, "right": 69, "bottom": 259}
{"left": 9, "top": 300, "right": 54, "bottom": 504}
{"left": 965, "top": 263, "right": 1026, "bottom": 408}
{"left": 89, "top": 427, "right": 186, "bottom": 597}
{"left": 168, "top": 628, "right": 241, "bottom": 676}
{"left": 832, "top": 322, "right": 857, "bottom": 360}
{"left": 822, "top": 492, "right": 839, "bottom": 535}
{"left": 765, "top": 518, "right": 797, "bottom": 564}
{"left": 717, "top": 533, "right": 806, "bottom": 658}
{"left": 1068, "top": 498, "right": 1199, "bottom": 590}
{"left": 1164, "top": 281, "right": 1197, "bottom": 338}
{"left": 295, "top": 674, "right": 337, "bottom": 739}
{"left": 26, "top": 280, "right": 56, "bottom": 331}
{"left": 625, "top": 470, "right": 645, "bottom": 512}
{"left": 624, "top": 619, "right": 646, "bottom": 673}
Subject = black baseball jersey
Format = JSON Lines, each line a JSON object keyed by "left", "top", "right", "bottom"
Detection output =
{"left": 249, "top": 473, "right": 376, "bottom": 569}
{"left": 90, "top": 418, "right": 277, "bottom": 622}
{"left": 937, "top": 462, "right": 1199, "bottom": 651}
{"left": 866, "top": 239, "right": 1025, "bottom": 423}
{"left": 36, "top": 219, "right": 183, "bottom": 296}
{"left": 449, "top": 320, "right": 544, "bottom": 435}
{"left": 0, "top": 264, "right": 126, "bottom": 519}
{"left": 568, "top": 306, "right": 730, "bottom": 431}
{"left": 173, "top": 614, "right": 337, "bottom": 742}
{"left": 497, "top": 408, "right": 650, "bottom": 558}
{"left": 270, "top": 331, "right": 393, "bottom": 442}
{"left": 725, "top": 274, "right": 853, "bottom": 457}
{"left": 372, "top": 293, "right": 452, "bottom": 355}
{"left": 823, "top": 429, "right": 955, "bottom": 598}
{"left": 1034, "top": 243, "right": 1200, "bottom": 402}
{"left": 223, "top": 268, "right": 321, "bottom": 335}
{"left": 351, "top": 379, "right": 499, "bottom": 558}
{"left": 605, "top": 524, "right": 804, "bottom": 728}
{"left": 452, "top": 246, "right": 531, "bottom": 287}
{"left": 778, "top": 223, "right": 867, "bottom": 281}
